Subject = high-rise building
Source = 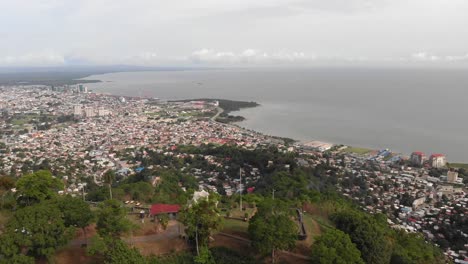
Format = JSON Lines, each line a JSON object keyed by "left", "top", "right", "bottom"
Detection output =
{"left": 430, "top": 154, "right": 446, "bottom": 168}
{"left": 410, "top": 151, "right": 426, "bottom": 166}
{"left": 73, "top": 105, "right": 83, "bottom": 116}
{"left": 78, "top": 84, "right": 88, "bottom": 93}
{"left": 447, "top": 170, "right": 458, "bottom": 183}
{"left": 97, "top": 107, "right": 110, "bottom": 116}
{"left": 84, "top": 107, "right": 96, "bottom": 117}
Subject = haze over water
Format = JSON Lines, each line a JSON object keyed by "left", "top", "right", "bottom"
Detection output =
{"left": 83, "top": 68, "right": 468, "bottom": 162}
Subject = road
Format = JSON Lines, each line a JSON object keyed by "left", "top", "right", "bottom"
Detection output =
{"left": 210, "top": 107, "right": 224, "bottom": 121}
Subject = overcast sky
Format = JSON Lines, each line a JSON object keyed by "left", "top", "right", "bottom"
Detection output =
{"left": 1, "top": 0, "right": 468, "bottom": 67}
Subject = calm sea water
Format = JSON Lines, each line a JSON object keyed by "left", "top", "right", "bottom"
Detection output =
{"left": 82, "top": 68, "right": 468, "bottom": 162}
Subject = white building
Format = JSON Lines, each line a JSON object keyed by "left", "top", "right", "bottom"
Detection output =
{"left": 430, "top": 154, "right": 446, "bottom": 168}
{"left": 84, "top": 107, "right": 96, "bottom": 117}
{"left": 73, "top": 105, "right": 83, "bottom": 116}
{"left": 447, "top": 170, "right": 459, "bottom": 183}
{"left": 97, "top": 107, "right": 110, "bottom": 116}
{"left": 412, "top": 197, "right": 426, "bottom": 209}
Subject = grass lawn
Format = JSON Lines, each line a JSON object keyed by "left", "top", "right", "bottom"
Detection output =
{"left": 224, "top": 207, "right": 256, "bottom": 218}
{"left": 342, "top": 146, "right": 373, "bottom": 155}
{"left": 450, "top": 163, "right": 468, "bottom": 169}
{"left": 301, "top": 213, "right": 323, "bottom": 245}
{"left": 307, "top": 214, "right": 334, "bottom": 231}
{"left": 9, "top": 113, "right": 43, "bottom": 126}
{"left": 0, "top": 210, "right": 12, "bottom": 230}
{"left": 222, "top": 218, "right": 248, "bottom": 233}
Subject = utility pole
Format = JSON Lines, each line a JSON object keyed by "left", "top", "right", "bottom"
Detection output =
{"left": 239, "top": 167, "right": 242, "bottom": 211}
{"left": 195, "top": 223, "right": 200, "bottom": 256}
{"left": 272, "top": 189, "right": 276, "bottom": 214}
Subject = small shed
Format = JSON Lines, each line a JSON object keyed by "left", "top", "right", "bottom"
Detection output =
{"left": 150, "top": 204, "right": 181, "bottom": 220}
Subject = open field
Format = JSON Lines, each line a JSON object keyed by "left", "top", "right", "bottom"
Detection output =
{"left": 134, "top": 238, "right": 188, "bottom": 256}
{"left": 222, "top": 218, "right": 249, "bottom": 236}
{"left": 127, "top": 213, "right": 162, "bottom": 236}
{"left": 342, "top": 146, "right": 373, "bottom": 155}
{"left": 223, "top": 207, "right": 256, "bottom": 218}
{"left": 450, "top": 163, "right": 468, "bottom": 169}
{"left": 51, "top": 247, "right": 102, "bottom": 264}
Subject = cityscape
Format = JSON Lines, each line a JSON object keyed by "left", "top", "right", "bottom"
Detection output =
{"left": 0, "top": 84, "right": 466, "bottom": 263}
{"left": 1, "top": 1, "right": 468, "bottom": 263}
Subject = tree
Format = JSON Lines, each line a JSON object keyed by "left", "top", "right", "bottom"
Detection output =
{"left": 102, "top": 170, "right": 115, "bottom": 200}
{"left": 179, "top": 194, "right": 223, "bottom": 252}
{"left": 158, "top": 213, "right": 169, "bottom": 230}
{"left": 4, "top": 202, "right": 73, "bottom": 261}
{"left": 331, "top": 210, "right": 393, "bottom": 264}
{"left": 0, "top": 176, "right": 15, "bottom": 208}
{"left": 248, "top": 200, "right": 297, "bottom": 263}
{"left": 194, "top": 246, "right": 215, "bottom": 264}
{"left": 88, "top": 235, "right": 147, "bottom": 264}
{"left": 311, "top": 229, "right": 364, "bottom": 264}
{"left": 56, "top": 195, "right": 94, "bottom": 244}
{"left": 96, "top": 199, "right": 132, "bottom": 238}
{"left": 86, "top": 186, "right": 110, "bottom": 202}
{"left": 391, "top": 230, "right": 444, "bottom": 264}
{"left": 15, "top": 170, "right": 63, "bottom": 206}
{"left": 0, "top": 234, "right": 34, "bottom": 264}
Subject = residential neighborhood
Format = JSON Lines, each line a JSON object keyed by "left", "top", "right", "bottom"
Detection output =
{"left": 0, "top": 85, "right": 467, "bottom": 263}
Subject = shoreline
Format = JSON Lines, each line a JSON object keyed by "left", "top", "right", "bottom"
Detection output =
{"left": 83, "top": 77, "right": 468, "bottom": 164}
{"left": 170, "top": 98, "right": 259, "bottom": 124}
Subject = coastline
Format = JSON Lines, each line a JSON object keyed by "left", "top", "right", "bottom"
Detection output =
{"left": 120, "top": 92, "right": 468, "bottom": 165}
{"left": 170, "top": 98, "right": 259, "bottom": 124}
{"left": 81, "top": 72, "right": 468, "bottom": 164}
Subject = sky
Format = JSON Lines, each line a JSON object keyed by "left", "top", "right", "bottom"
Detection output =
{"left": 1, "top": 0, "right": 468, "bottom": 67}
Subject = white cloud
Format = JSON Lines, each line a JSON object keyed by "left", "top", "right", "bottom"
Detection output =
{"left": 0, "top": 52, "right": 65, "bottom": 66}
{"left": 410, "top": 52, "right": 468, "bottom": 62}
{"left": 1, "top": 0, "right": 468, "bottom": 67}
{"left": 119, "top": 52, "right": 159, "bottom": 65}
{"left": 411, "top": 52, "right": 440, "bottom": 61}
{"left": 189, "top": 49, "right": 316, "bottom": 64}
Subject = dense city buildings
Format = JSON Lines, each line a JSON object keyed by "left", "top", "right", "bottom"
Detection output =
{"left": 411, "top": 151, "right": 426, "bottom": 166}
{"left": 0, "top": 85, "right": 466, "bottom": 262}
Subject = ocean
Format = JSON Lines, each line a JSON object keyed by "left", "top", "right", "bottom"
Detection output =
{"left": 82, "top": 67, "right": 468, "bottom": 162}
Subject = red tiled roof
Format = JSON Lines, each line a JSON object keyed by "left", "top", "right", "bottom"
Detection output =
{"left": 431, "top": 154, "right": 445, "bottom": 158}
{"left": 412, "top": 151, "right": 425, "bottom": 156}
{"left": 150, "top": 204, "right": 181, "bottom": 215}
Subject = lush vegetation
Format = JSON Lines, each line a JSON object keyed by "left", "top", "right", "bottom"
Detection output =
{"left": 0, "top": 145, "right": 448, "bottom": 264}
{"left": 171, "top": 99, "right": 259, "bottom": 114}
{"left": 149, "top": 247, "right": 255, "bottom": 264}
{"left": 179, "top": 194, "right": 223, "bottom": 247}
{"left": 248, "top": 199, "right": 297, "bottom": 262}
{"left": 310, "top": 229, "right": 364, "bottom": 264}
{"left": 0, "top": 171, "right": 94, "bottom": 262}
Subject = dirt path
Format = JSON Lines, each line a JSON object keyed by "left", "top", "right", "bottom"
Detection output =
{"left": 68, "top": 223, "right": 180, "bottom": 246}
{"left": 217, "top": 232, "right": 312, "bottom": 261}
